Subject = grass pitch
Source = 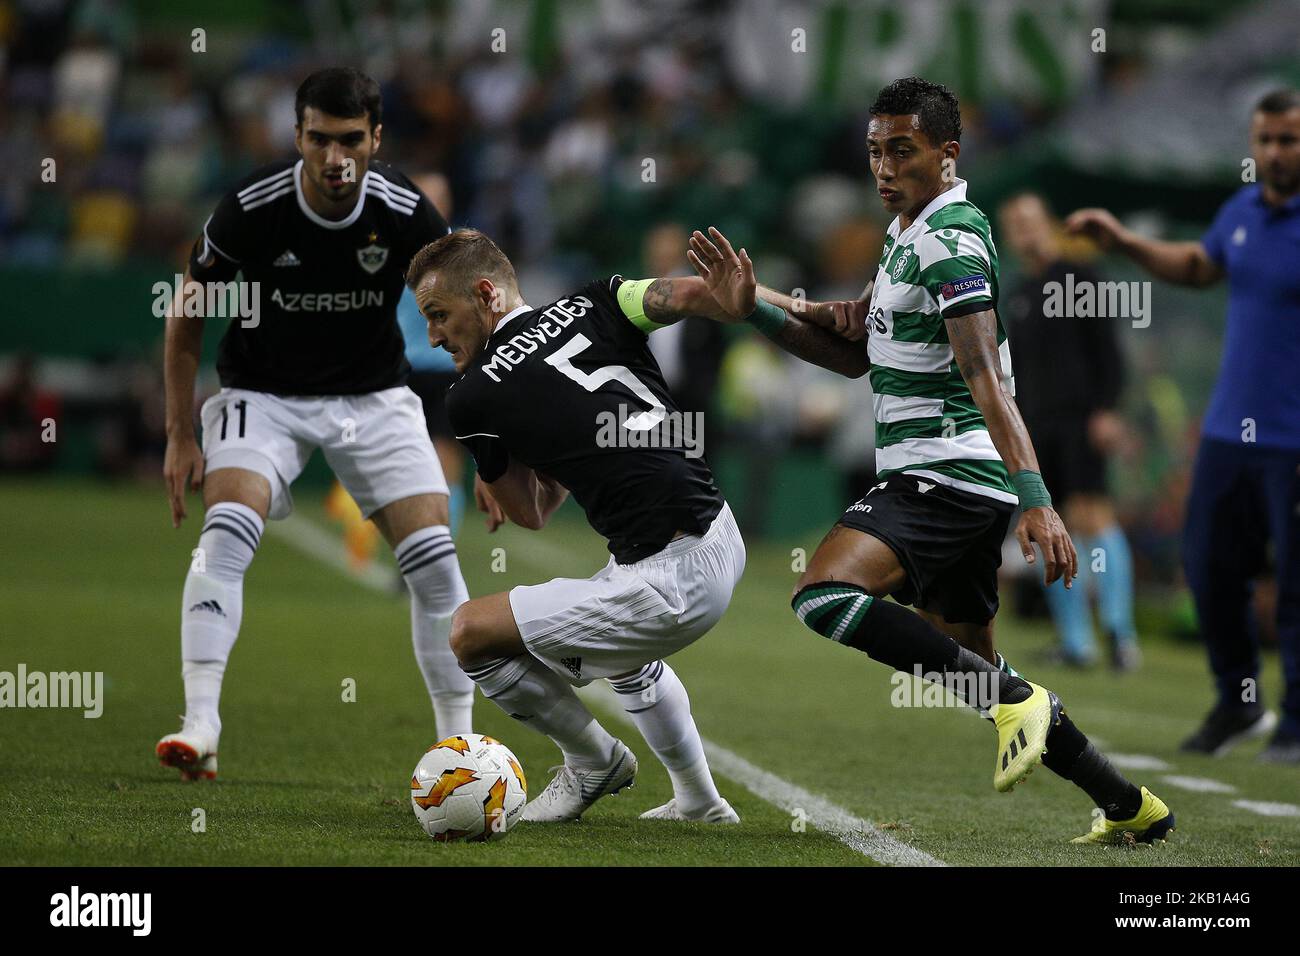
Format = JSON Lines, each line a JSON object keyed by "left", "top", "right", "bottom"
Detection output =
{"left": 1, "top": 478, "right": 1295, "bottom": 866}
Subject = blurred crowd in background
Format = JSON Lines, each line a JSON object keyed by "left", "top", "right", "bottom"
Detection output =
{"left": 2, "top": 0, "right": 1296, "bottom": 627}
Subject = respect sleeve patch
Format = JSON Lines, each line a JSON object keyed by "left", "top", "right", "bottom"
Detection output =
{"left": 939, "top": 274, "right": 987, "bottom": 302}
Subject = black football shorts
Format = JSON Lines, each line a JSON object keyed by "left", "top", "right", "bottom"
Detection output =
{"left": 1026, "top": 415, "right": 1108, "bottom": 504}
{"left": 836, "top": 472, "right": 1014, "bottom": 625}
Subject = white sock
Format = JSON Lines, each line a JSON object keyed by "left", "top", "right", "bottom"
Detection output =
{"left": 180, "top": 502, "right": 263, "bottom": 736}
{"left": 396, "top": 525, "right": 476, "bottom": 740}
{"left": 610, "top": 661, "right": 719, "bottom": 814}
{"left": 182, "top": 661, "right": 224, "bottom": 735}
{"left": 468, "top": 655, "right": 617, "bottom": 770}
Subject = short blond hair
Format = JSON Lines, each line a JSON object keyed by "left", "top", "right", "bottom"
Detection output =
{"left": 405, "top": 228, "right": 517, "bottom": 298}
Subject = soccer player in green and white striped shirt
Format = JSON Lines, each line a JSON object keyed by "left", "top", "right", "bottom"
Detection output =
{"left": 695, "top": 77, "right": 1172, "bottom": 844}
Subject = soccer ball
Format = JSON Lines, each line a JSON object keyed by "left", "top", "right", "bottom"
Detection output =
{"left": 410, "top": 733, "right": 528, "bottom": 842}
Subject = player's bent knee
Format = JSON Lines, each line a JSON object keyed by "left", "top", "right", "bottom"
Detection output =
{"left": 792, "top": 568, "right": 890, "bottom": 602}
{"left": 790, "top": 580, "right": 874, "bottom": 643}
{"left": 449, "top": 600, "right": 510, "bottom": 668}
{"left": 448, "top": 605, "right": 479, "bottom": 666}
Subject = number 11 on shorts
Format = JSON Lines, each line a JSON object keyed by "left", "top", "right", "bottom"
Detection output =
{"left": 220, "top": 400, "right": 248, "bottom": 440}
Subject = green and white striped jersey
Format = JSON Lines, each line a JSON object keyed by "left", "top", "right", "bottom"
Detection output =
{"left": 866, "top": 178, "right": 1017, "bottom": 504}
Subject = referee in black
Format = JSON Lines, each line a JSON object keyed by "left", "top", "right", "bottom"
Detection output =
{"left": 999, "top": 192, "right": 1139, "bottom": 672}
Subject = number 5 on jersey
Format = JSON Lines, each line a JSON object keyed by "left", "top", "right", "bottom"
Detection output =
{"left": 544, "top": 334, "right": 665, "bottom": 430}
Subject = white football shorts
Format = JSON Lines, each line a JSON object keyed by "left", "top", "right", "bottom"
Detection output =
{"left": 200, "top": 385, "right": 448, "bottom": 520}
{"left": 508, "top": 502, "right": 746, "bottom": 685}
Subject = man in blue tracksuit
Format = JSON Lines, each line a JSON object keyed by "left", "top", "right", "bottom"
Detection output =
{"left": 1066, "top": 88, "right": 1300, "bottom": 762}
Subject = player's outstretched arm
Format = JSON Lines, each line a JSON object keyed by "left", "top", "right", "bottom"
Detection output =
{"left": 633, "top": 275, "right": 736, "bottom": 325}
{"left": 945, "top": 308, "right": 1077, "bottom": 589}
{"left": 480, "top": 458, "right": 569, "bottom": 532}
{"left": 756, "top": 279, "right": 873, "bottom": 341}
{"left": 688, "top": 226, "right": 869, "bottom": 378}
{"left": 163, "top": 265, "right": 206, "bottom": 528}
{"left": 1064, "top": 208, "right": 1222, "bottom": 288}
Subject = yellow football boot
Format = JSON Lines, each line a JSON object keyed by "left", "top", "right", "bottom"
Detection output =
{"left": 1071, "top": 786, "right": 1175, "bottom": 846}
{"left": 989, "top": 681, "right": 1056, "bottom": 792}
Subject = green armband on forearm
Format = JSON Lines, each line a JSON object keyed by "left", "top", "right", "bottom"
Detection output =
{"left": 744, "top": 298, "right": 787, "bottom": 338}
{"left": 615, "top": 278, "right": 659, "bottom": 335}
{"left": 1010, "top": 470, "right": 1052, "bottom": 510}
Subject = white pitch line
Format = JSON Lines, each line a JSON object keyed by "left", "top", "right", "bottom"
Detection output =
{"left": 1107, "top": 753, "right": 1172, "bottom": 771}
{"left": 480, "top": 525, "right": 607, "bottom": 579}
{"left": 580, "top": 683, "right": 946, "bottom": 867}
{"left": 1082, "top": 707, "right": 1190, "bottom": 732}
{"left": 266, "top": 513, "right": 398, "bottom": 592}
{"left": 490, "top": 526, "right": 583, "bottom": 566}
{"left": 1160, "top": 774, "right": 1237, "bottom": 794}
{"left": 1232, "top": 800, "right": 1300, "bottom": 818}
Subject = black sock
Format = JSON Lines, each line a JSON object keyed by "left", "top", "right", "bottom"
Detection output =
{"left": 851, "top": 599, "right": 1033, "bottom": 707}
{"left": 1041, "top": 709, "right": 1143, "bottom": 819}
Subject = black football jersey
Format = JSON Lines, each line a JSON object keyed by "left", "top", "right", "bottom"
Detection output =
{"left": 188, "top": 158, "right": 450, "bottom": 395}
{"left": 447, "top": 277, "right": 725, "bottom": 564}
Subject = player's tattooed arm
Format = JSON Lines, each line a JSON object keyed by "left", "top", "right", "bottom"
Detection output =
{"left": 758, "top": 284, "right": 872, "bottom": 342}
{"left": 945, "top": 308, "right": 1038, "bottom": 474}
{"left": 638, "top": 272, "right": 867, "bottom": 375}
{"left": 640, "top": 276, "right": 732, "bottom": 325}
{"left": 688, "top": 227, "right": 868, "bottom": 377}
{"left": 764, "top": 310, "right": 871, "bottom": 378}
{"left": 946, "top": 308, "right": 1077, "bottom": 586}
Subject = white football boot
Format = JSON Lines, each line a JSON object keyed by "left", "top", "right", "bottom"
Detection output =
{"left": 639, "top": 797, "right": 740, "bottom": 823}
{"left": 521, "top": 741, "right": 637, "bottom": 822}
{"left": 156, "top": 719, "right": 219, "bottom": 781}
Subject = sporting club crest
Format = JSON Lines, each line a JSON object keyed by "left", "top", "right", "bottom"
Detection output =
{"left": 891, "top": 246, "right": 912, "bottom": 280}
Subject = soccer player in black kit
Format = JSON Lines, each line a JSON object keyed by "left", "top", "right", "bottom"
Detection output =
{"left": 406, "top": 228, "right": 867, "bottom": 823}
{"left": 156, "top": 68, "right": 475, "bottom": 780}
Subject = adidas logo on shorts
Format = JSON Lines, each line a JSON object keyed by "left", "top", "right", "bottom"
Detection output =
{"left": 188, "top": 600, "right": 226, "bottom": 617}
{"left": 561, "top": 657, "right": 583, "bottom": 678}
{"left": 272, "top": 249, "right": 301, "bottom": 267}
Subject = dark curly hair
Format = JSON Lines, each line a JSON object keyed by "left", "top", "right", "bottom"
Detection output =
{"left": 869, "top": 77, "right": 962, "bottom": 146}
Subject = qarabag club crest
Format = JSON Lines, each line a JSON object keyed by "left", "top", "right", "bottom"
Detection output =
{"left": 357, "top": 232, "right": 388, "bottom": 275}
